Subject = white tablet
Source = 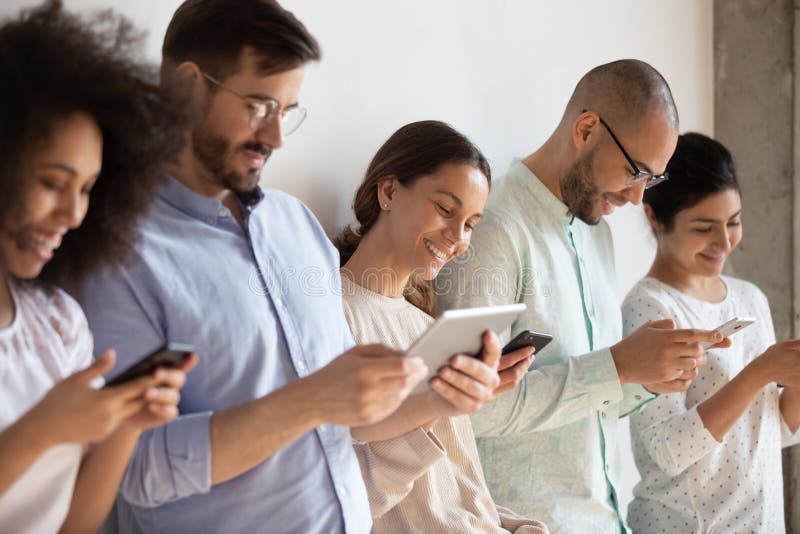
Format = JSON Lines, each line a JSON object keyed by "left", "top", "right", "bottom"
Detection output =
{"left": 406, "top": 303, "right": 526, "bottom": 393}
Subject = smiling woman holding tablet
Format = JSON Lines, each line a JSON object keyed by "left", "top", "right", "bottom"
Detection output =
{"left": 335, "top": 120, "right": 546, "bottom": 533}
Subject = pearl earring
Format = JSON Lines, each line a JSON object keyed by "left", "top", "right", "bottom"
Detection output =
{"left": 383, "top": 203, "right": 389, "bottom": 209}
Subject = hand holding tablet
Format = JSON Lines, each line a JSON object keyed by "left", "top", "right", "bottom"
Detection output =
{"left": 405, "top": 303, "right": 526, "bottom": 393}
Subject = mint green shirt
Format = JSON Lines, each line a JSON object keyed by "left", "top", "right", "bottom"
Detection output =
{"left": 435, "top": 159, "right": 652, "bottom": 534}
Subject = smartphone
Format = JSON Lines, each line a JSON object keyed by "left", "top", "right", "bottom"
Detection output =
{"left": 699, "top": 317, "right": 755, "bottom": 350}
{"left": 105, "top": 343, "right": 195, "bottom": 387}
{"left": 502, "top": 330, "right": 553, "bottom": 355}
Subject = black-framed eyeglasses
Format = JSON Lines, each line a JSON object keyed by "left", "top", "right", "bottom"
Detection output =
{"left": 203, "top": 72, "right": 307, "bottom": 137}
{"left": 583, "top": 109, "right": 668, "bottom": 189}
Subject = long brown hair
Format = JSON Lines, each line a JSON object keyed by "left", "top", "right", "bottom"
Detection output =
{"left": 334, "top": 120, "right": 491, "bottom": 315}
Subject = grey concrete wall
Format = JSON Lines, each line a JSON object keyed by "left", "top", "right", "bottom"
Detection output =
{"left": 714, "top": 0, "right": 798, "bottom": 529}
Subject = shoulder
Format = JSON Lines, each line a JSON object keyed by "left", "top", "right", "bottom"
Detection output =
{"left": 15, "top": 281, "right": 92, "bottom": 365}
{"left": 258, "top": 189, "right": 340, "bottom": 266}
{"left": 19, "top": 281, "right": 88, "bottom": 330}
{"left": 621, "top": 278, "right": 676, "bottom": 320}
{"left": 722, "top": 275, "right": 771, "bottom": 312}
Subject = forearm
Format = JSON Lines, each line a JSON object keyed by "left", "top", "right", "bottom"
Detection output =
{"left": 697, "top": 360, "right": 770, "bottom": 441}
{"left": 210, "top": 377, "right": 324, "bottom": 485}
{"left": 60, "top": 426, "right": 141, "bottom": 534}
{"left": 780, "top": 386, "right": 800, "bottom": 434}
{"left": 351, "top": 393, "right": 437, "bottom": 442}
{"left": 0, "top": 411, "right": 53, "bottom": 497}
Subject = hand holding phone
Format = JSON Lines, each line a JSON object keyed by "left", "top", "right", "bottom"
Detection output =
{"left": 699, "top": 317, "right": 754, "bottom": 350}
{"left": 105, "top": 343, "right": 195, "bottom": 387}
{"left": 501, "top": 330, "right": 553, "bottom": 355}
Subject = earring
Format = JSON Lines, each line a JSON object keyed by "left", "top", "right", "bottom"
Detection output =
{"left": 383, "top": 203, "right": 389, "bottom": 209}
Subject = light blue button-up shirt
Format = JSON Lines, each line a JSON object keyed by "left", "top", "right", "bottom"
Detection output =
{"left": 75, "top": 177, "right": 371, "bottom": 533}
{"left": 435, "top": 159, "right": 653, "bottom": 534}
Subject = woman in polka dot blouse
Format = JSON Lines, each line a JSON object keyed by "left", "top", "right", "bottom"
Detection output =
{"left": 621, "top": 132, "right": 800, "bottom": 533}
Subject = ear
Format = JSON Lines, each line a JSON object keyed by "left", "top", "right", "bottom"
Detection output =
{"left": 572, "top": 110, "right": 599, "bottom": 153}
{"left": 174, "top": 61, "right": 208, "bottom": 101}
{"left": 643, "top": 204, "right": 664, "bottom": 234}
{"left": 376, "top": 176, "right": 398, "bottom": 210}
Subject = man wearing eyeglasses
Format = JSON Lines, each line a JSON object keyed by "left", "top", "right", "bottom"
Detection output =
{"left": 435, "top": 60, "right": 727, "bottom": 533}
{"left": 73, "top": 1, "right": 428, "bottom": 533}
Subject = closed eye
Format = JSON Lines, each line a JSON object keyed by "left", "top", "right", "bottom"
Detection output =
{"left": 435, "top": 202, "right": 452, "bottom": 216}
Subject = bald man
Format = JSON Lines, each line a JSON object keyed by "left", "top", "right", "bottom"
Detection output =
{"left": 435, "top": 60, "right": 725, "bottom": 533}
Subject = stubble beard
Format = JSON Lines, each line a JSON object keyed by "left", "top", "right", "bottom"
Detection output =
{"left": 191, "top": 125, "right": 271, "bottom": 193}
{"left": 561, "top": 148, "right": 602, "bottom": 226}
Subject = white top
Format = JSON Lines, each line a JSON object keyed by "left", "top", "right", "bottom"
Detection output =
{"left": 0, "top": 280, "right": 93, "bottom": 534}
{"left": 622, "top": 275, "right": 800, "bottom": 533}
{"left": 435, "top": 159, "right": 652, "bottom": 533}
{"left": 341, "top": 275, "right": 548, "bottom": 534}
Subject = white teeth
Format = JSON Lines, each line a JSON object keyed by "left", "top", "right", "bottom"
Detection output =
{"left": 31, "top": 233, "right": 61, "bottom": 251}
{"left": 425, "top": 240, "right": 447, "bottom": 260}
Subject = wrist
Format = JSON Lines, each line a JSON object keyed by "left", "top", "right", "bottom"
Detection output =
{"left": 609, "top": 343, "right": 629, "bottom": 384}
{"left": 742, "top": 356, "right": 774, "bottom": 389}
{"left": 16, "top": 408, "right": 60, "bottom": 451}
{"left": 280, "top": 375, "right": 327, "bottom": 428}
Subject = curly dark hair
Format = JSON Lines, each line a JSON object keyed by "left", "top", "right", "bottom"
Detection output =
{"left": 0, "top": 0, "right": 190, "bottom": 286}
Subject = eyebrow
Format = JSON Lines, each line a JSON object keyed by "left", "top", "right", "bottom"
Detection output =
{"left": 435, "top": 190, "right": 463, "bottom": 206}
{"left": 690, "top": 210, "right": 743, "bottom": 223}
{"left": 41, "top": 163, "right": 77, "bottom": 176}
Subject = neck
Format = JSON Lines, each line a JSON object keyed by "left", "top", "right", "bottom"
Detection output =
{"left": 167, "top": 146, "right": 245, "bottom": 226}
{"left": 0, "top": 273, "right": 15, "bottom": 329}
{"left": 342, "top": 226, "right": 410, "bottom": 298}
{"left": 648, "top": 253, "right": 726, "bottom": 302}
{"left": 522, "top": 131, "right": 570, "bottom": 202}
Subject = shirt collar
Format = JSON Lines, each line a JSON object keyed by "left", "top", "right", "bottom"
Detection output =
{"left": 157, "top": 174, "right": 265, "bottom": 224}
{"left": 508, "top": 158, "right": 575, "bottom": 225}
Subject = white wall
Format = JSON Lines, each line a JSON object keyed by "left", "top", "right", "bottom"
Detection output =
{"left": 1, "top": 0, "right": 713, "bottom": 521}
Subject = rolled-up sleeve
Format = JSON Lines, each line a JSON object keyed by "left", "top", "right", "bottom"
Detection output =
{"left": 76, "top": 265, "right": 214, "bottom": 506}
{"left": 121, "top": 412, "right": 213, "bottom": 506}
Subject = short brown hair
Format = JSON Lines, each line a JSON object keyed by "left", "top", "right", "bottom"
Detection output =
{"left": 162, "top": 0, "right": 321, "bottom": 80}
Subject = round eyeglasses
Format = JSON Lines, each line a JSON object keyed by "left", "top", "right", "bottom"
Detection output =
{"left": 203, "top": 72, "right": 307, "bottom": 137}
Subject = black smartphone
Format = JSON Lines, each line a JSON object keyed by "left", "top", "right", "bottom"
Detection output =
{"left": 105, "top": 343, "right": 195, "bottom": 387}
{"left": 501, "top": 330, "right": 553, "bottom": 355}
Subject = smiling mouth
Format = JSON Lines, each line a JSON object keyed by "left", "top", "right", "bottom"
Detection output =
{"left": 424, "top": 239, "right": 449, "bottom": 262}
{"left": 19, "top": 229, "right": 63, "bottom": 261}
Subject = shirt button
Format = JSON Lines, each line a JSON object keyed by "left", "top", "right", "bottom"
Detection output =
{"left": 218, "top": 208, "right": 230, "bottom": 218}
{"left": 603, "top": 400, "right": 610, "bottom": 406}
{"left": 319, "top": 425, "right": 327, "bottom": 433}
{"left": 297, "top": 361, "right": 307, "bottom": 373}
{"left": 634, "top": 394, "right": 642, "bottom": 401}
{"left": 337, "top": 484, "right": 348, "bottom": 495}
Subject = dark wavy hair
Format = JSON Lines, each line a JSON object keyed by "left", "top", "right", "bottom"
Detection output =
{"left": 0, "top": 1, "right": 190, "bottom": 286}
{"left": 334, "top": 120, "right": 491, "bottom": 315}
{"left": 644, "top": 132, "right": 740, "bottom": 230}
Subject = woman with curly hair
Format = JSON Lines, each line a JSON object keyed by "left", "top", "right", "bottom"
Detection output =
{"left": 0, "top": 2, "right": 195, "bottom": 532}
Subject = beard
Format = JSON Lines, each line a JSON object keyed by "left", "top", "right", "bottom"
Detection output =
{"left": 561, "top": 147, "right": 602, "bottom": 225}
{"left": 191, "top": 124, "right": 272, "bottom": 193}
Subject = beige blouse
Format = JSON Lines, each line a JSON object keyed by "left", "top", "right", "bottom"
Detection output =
{"left": 341, "top": 275, "right": 548, "bottom": 534}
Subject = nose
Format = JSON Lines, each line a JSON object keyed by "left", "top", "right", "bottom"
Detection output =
{"left": 443, "top": 219, "right": 468, "bottom": 246}
{"left": 255, "top": 114, "right": 284, "bottom": 150}
{"left": 60, "top": 188, "right": 86, "bottom": 229}
{"left": 715, "top": 226, "right": 733, "bottom": 252}
{"left": 620, "top": 180, "right": 647, "bottom": 205}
